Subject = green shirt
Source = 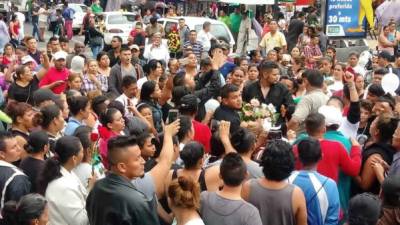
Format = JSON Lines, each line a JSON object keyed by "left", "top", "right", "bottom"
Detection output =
{"left": 91, "top": 3, "right": 103, "bottom": 14}
{"left": 229, "top": 12, "right": 242, "bottom": 33}
{"left": 218, "top": 15, "right": 231, "bottom": 28}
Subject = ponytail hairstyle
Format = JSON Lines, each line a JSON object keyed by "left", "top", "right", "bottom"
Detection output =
{"left": 33, "top": 104, "right": 62, "bottom": 129}
{"left": 24, "top": 130, "right": 49, "bottom": 154}
{"left": 73, "top": 125, "right": 93, "bottom": 163}
{"left": 37, "top": 136, "right": 82, "bottom": 195}
{"left": 5, "top": 102, "right": 33, "bottom": 126}
{"left": 230, "top": 127, "right": 256, "bottom": 154}
{"left": 1, "top": 193, "right": 47, "bottom": 225}
{"left": 167, "top": 176, "right": 200, "bottom": 210}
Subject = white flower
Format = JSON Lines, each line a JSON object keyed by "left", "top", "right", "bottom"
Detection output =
{"left": 262, "top": 118, "right": 272, "bottom": 132}
{"left": 261, "top": 103, "right": 267, "bottom": 109}
{"left": 267, "top": 104, "right": 276, "bottom": 113}
{"left": 250, "top": 98, "right": 260, "bottom": 107}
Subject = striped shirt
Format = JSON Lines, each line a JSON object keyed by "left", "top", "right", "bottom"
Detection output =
{"left": 288, "top": 170, "right": 340, "bottom": 225}
{"left": 303, "top": 44, "right": 322, "bottom": 69}
{"left": 183, "top": 41, "right": 203, "bottom": 60}
{"left": 81, "top": 73, "right": 108, "bottom": 93}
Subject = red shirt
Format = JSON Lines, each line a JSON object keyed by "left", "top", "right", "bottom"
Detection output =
{"left": 293, "top": 139, "right": 361, "bottom": 182}
{"left": 193, "top": 120, "right": 211, "bottom": 153}
{"left": 39, "top": 67, "right": 69, "bottom": 94}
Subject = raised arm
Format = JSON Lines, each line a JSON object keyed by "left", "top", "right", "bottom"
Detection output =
{"left": 149, "top": 120, "right": 180, "bottom": 198}
{"left": 36, "top": 51, "right": 50, "bottom": 80}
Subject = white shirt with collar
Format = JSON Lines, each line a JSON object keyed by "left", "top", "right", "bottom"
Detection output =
{"left": 143, "top": 43, "right": 170, "bottom": 63}
{"left": 197, "top": 29, "right": 215, "bottom": 52}
{"left": 115, "top": 93, "right": 138, "bottom": 117}
{"left": 46, "top": 166, "right": 89, "bottom": 225}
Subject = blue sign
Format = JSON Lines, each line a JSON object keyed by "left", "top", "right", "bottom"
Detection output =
{"left": 325, "top": 0, "right": 367, "bottom": 38}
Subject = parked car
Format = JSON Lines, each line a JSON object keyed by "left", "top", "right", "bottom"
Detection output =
{"left": 102, "top": 12, "right": 142, "bottom": 46}
{"left": 57, "top": 3, "right": 88, "bottom": 33}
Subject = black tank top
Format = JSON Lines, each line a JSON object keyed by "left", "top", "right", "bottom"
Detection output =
{"left": 172, "top": 168, "right": 208, "bottom": 192}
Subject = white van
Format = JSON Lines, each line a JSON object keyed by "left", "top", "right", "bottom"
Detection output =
{"left": 157, "top": 17, "right": 236, "bottom": 51}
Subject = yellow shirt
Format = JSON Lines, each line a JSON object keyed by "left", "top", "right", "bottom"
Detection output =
{"left": 259, "top": 31, "right": 287, "bottom": 52}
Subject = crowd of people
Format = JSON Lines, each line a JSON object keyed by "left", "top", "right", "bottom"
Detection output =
{"left": 0, "top": 1, "right": 400, "bottom": 225}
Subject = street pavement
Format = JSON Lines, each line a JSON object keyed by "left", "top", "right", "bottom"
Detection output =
{"left": 23, "top": 22, "right": 91, "bottom": 54}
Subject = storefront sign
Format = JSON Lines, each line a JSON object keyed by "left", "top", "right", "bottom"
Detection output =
{"left": 325, "top": 0, "right": 367, "bottom": 38}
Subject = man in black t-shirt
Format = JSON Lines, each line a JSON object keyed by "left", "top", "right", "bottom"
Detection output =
{"left": 213, "top": 84, "right": 242, "bottom": 132}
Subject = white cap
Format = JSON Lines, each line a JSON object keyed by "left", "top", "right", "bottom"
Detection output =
{"left": 318, "top": 105, "right": 343, "bottom": 126}
{"left": 21, "top": 55, "right": 36, "bottom": 65}
{"left": 129, "top": 44, "right": 140, "bottom": 51}
{"left": 70, "top": 56, "right": 85, "bottom": 74}
{"left": 53, "top": 51, "right": 68, "bottom": 61}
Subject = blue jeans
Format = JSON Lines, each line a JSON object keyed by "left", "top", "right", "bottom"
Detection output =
{"left": 32, "top": 21, "right": 40, "bottom": 40}
{"left": 91, "top": 45, "right": 102, "bottom": 58}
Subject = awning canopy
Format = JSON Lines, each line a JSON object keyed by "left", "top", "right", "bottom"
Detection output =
{"left": 219, "top": 0, "right": 274, "bottom": 5}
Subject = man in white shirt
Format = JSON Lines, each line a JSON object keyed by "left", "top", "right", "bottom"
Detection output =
{"left": 259, "top": 20, "right": 287, "bottom": 54}
{"left": 143, "top": 32, "right": 169, "bottom": 64}
{"left": 115, "top": 76, "right": 139, "bottom": 118}
{"left": 347, "top": 52, "right": 366, "bottom": 77}
{"left": 197, "top": 21, "right": 216, "bottom": 59}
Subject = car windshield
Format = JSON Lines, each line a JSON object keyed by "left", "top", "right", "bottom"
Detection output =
{"left": 70, "top": 4, "right": 87, "bottom": 13}
{"left": 108, "top": 14, "right": 136, "bottom": 24}
{"left": 194, "top": 24, "right": 231, "bottom": 42}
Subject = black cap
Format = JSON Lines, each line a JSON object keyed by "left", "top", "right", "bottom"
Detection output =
{"left": 33, "top": 89, "right": 59, "bottom": 107}
{"left": 348, "top": 193, "right": 382, "bottom": 225}
{"left": 26, "top": 130, "right": 49, "bottom": 153}
{"left": 378, "top": 50, "right": 393, "bottom": 62}
{"left": 179, "top": 94, "right": 200, "bottom": 111}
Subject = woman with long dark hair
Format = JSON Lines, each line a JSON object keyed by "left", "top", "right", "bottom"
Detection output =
{"left": 37, "top": 136, "right": 92, "bottom": 225}
{"left": 139, "top": 80, "right": 163, "bottom": 133}
{"left": 137, "top": 59, "right": 163, "bottom": 89}
{"left": 73, "top": 125, "right": 105, "bottom": 189}
{"left": 354, "top": 113, "right": 398, "bottom": 195}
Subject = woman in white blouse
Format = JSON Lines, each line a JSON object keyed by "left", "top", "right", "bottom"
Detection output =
{"left": 38, "top": 136, "right": 95, "bottom": 225}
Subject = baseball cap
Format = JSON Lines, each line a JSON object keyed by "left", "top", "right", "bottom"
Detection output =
{"left": 21, "top": 55, "right": 36, "bottom": 65}
{"left": 378, "top": 50, "right": 393, "bottom": 62}
{"left": 318, "top": 105, "right": 342, "bottom": 126}
{"left": 26, "top": 130, "right": 49, "bottom": 153}
{"left": 348, "top": 193, "right": 382, "bottom": 225}
{"left": 70, "top": 55, "right": 85, "bottom": 74}
{"left": 53, "top": 51, "right": 68, "bottom": 61}
{"left": 179, "top": 94, "right": 200, "bottom": 111}
{"left": 33, "top": 89, "right": 59, "bottom": 106}
{"left": 129, "top": 44, "right": 140, "bottom": 51}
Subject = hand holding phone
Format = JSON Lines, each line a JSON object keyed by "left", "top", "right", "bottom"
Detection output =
{"left": 168, "top": 109, "right": 179, "bottom": 124}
